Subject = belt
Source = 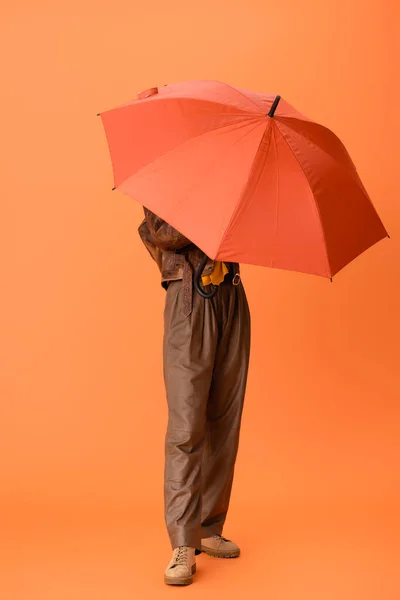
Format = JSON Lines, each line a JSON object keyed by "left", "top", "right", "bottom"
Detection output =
{"left": 172, "top": 256, "right": 241, "bottom": 318}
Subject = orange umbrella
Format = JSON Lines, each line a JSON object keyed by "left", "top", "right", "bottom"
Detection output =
{"left": 98, "top": 80, "right": 388, "bottom": 279}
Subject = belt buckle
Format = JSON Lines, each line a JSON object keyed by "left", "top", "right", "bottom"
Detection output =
{"left": 232, "top": 273, "right": 241, "bottom": 286}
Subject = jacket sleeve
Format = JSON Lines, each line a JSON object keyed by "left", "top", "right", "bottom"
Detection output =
{"left": 143, "top": 207, "right": 191, "bottom": 252}
{"left": 138, "top": 217, "right": 163, "bottom": 271}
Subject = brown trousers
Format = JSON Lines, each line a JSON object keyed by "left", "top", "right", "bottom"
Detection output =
{"left": 163, "top": 277, "right": 251, "bottom": 550}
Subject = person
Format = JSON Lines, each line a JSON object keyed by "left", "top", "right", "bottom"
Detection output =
{"left": 138, "top": 207, "right": 251, "bottom": 586}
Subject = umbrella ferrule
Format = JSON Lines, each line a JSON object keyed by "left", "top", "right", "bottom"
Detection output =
{"left": 268, "top": 95, "right": 281, "bottom": 118}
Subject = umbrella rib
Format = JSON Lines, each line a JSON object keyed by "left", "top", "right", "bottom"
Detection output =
{"left": 169, "top": 119, "right": 268, "bottom": 251}
{"left": 278, "top": 118, "right": 355, "bottom": 167}
{"left": 116, "top": 80, "right": 263, "bottom": 114}
{"left": 276, "top": 119, "right": 369, "bottom": 198}
{"left": 272, "top": 126, "right": 280, "bottom": 258}
{"left": 115, "top": 114, "right": 262, "bottom": 190}
{"left": 215, "top": 121, "right": 274, "bottom": 257}
{"left": 276, "top": 127, "right": 332, "bottom": 277}
{"left": 276, "top": 120, "right": 387, "bottom": 241}
{"left": 213, "top": 80, "right": 265, "bottom": 113}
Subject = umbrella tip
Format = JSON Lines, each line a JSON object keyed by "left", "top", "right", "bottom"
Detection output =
{"left": 112, "top": 187, "right": 116, "bottom": 191}
{"left": 387, "top": 234, "right": 391, "bottom": 239}
{"left": 267, "top": 95, "right": 281, "bottom": 118}
{"left": 330, "top": 277, "right": 333, "bottom": 283}
{"left": 96, "top": 113, "right": 101, "bottom": 116}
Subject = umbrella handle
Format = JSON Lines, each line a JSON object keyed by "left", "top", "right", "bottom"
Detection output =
{"left": 194, "top": 255, "right": 218, "bottom": 299}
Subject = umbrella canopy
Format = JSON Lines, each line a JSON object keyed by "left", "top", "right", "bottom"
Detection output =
{"left": 99, "top": 80, "right": 387, "bottom": 278}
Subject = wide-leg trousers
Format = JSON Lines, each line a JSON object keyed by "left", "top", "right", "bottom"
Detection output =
{"left": 163, "top": 277, "right": 251, "bottom": 551}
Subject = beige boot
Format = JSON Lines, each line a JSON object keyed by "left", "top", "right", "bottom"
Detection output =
{"left": 201, "top": 534, "right": 240, "bottom": 558}
{"left": 164, "top": 546, "right": 196, "bottom": 586}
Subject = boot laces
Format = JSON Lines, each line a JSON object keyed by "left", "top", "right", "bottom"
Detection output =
{"left": 213, "top": 534, "right": 230, "bottom": 542}
{"left": 173, "top": 546, "right": 189, "bottom": 566}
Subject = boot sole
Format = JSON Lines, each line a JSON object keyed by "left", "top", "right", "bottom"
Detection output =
{"left": 200, "top": 547, "right": 240, "bottom": 558}
{"left": 164, "top": 563, "right": 196, "bottom": 586}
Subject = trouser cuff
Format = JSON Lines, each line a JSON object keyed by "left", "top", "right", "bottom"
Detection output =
{"left": 169, "top": 526, "right": 202, "bottom": 551}
{"left": 200, "top": 522, "right": 224, "bottom": 539}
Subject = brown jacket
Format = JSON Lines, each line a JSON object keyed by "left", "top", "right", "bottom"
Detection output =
{"left": 138, "top": 208, "right": 240, "bottom": 316}
{"left": 138, "top": 208, "right": 216, "bottom": 286}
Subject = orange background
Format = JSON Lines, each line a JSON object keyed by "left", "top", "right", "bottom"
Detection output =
{"left": 1, "top": 1, "right": 399, "bottom": 598}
